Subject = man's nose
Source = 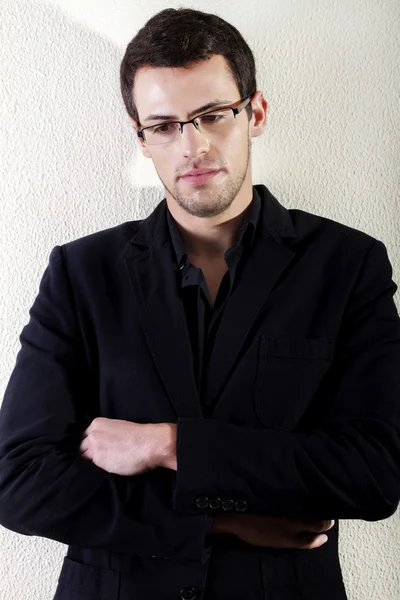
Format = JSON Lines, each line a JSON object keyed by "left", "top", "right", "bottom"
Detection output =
{"left": 180, "top": 122, "right": 210, "bottom": 158}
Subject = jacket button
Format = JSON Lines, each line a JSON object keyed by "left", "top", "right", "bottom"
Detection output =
{"left": 235, "top": 500, "right": 248, "bottom": 512}
{"left": 209, "top": 497, "right": 221, "bottom": 509}
{"left": 221, "top": 499, "right": 234, "bottom": 511}
{"left": 196, "top": 496, "right": 209, "bottom": 509}
{"left": 180, "top": 587, "right": 196, "bottom": 599}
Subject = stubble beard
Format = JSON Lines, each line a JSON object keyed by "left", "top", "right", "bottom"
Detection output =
{"left": 158, "top": 138, "right": 251, "bottom": 219}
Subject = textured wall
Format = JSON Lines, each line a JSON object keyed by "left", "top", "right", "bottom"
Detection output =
{"left": 0, "top": 1, "right": 399, "bottom": 598}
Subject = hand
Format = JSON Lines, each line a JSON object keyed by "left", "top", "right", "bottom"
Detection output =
{"left": 79, "top": 418, "right": 175, "bottom": 476}
{"left": 210, "top": 514, "right": 335, "bottom": 550}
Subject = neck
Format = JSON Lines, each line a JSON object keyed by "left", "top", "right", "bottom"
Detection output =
{"left": 167, "top": 185, "right": 254, "bottom": 260}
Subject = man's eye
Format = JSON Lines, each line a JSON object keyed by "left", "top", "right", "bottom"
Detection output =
{"left": 200, "top": 112, "right": 227, "bottom": 123}
{"left": 153, "top": 123, "right": 178, "bottom": 135}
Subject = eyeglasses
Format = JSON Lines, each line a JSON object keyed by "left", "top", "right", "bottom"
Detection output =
{"left": 137, "top": 95, "right": 253, "bottom": 146}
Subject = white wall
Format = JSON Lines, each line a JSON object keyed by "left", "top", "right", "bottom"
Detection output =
{"left": 0, "top": 1, "right": 399, "bottom": 598}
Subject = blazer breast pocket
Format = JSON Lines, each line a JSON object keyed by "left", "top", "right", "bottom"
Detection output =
{"left": 255, "top": 335, "right": 335, "bottom": 430}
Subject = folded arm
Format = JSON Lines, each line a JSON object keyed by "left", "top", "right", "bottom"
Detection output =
{"left": 172, "top": 240, "right": 400, "bottom": 521}
{"left": 0, "top": 245, "right": 212, "bottom": 560}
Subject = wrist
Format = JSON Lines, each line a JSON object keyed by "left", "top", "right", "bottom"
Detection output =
{"left": 157, "top": 423, "right": 177, "bottom": 470}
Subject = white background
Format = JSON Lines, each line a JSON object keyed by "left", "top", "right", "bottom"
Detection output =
{"left": 0, "top": 1, "right": 399, "bottom": 598}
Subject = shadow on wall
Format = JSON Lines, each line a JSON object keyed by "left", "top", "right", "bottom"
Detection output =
{"left": 3, "top": 0, "right": 163, "bottom": 243}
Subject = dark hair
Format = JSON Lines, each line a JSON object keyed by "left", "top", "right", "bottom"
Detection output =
{"left": 120, "top": 8, "right": 257, "bottom": 125}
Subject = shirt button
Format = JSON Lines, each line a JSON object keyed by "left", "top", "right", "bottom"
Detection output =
{"left": 235, "top": 500, "right": 248, "bottom": 512}
{"left": 180, "top": 587, "right": 196, "bottom": 599}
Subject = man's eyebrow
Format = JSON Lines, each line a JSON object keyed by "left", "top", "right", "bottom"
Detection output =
{"left": 142, "top": 100, "right": 233, "bottom": 123}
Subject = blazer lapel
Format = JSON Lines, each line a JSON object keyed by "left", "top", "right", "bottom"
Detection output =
{"left": 123, "top": 185, "right": 297, "bottom": 419}
{"left": 204, "top": 186, "right": 297, "bottom": 415}
{"left": 124, "top": 200, "right": 201, "bottom": 419}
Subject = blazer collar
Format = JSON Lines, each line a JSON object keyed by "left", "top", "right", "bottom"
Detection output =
{"left": 129, "top": 184, "right": 297, "bottom": 254}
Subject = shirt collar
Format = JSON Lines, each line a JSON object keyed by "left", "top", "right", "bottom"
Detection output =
{"left": 167, "top": 186, "right": 261, "bottom": 267}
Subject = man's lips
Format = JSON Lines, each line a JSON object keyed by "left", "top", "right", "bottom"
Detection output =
{"left": 180, "top": 168, "right": 220, "bottom": 177}
{"left": 180, "top": 169, "right": 222, "bottom": 184}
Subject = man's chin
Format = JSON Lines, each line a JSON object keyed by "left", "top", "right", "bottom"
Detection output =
{"left": 183, "top": 200, "right": 235, "bottom": 219}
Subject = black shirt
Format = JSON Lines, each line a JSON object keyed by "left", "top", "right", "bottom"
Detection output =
{"left": 166, "top": 187, "right": 261, "bottom": 413}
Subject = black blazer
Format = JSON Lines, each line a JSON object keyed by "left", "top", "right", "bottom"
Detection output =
{"left": 1, "top": 184, "right": 399, "bottom": 600}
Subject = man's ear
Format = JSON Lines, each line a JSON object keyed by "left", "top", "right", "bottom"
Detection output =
{"left": 129, "top": 117, "right": 151, "bottom": 158}
{"left": 248, "top": 91, "right": 268, "bottom": 140}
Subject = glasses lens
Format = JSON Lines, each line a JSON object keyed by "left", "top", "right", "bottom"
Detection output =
{"left": 197, "top": 109, "right": 234, "bottom": 134}
{"left": 144, "top": 122, "right": 181, "bottom": 145}
{"left": 143, "top": 108, "right": 235, "bottom": 145}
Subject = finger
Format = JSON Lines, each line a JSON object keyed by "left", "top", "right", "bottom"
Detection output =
{"left": 316, "top": 519, "right": 335, "bottom": 532}
{"left": 301, "top": 519, "right": 335, "bottom": 533}
{"left": 297, "top": 533, "right": 328, "bottom": 550}
{"left": 82, "top": 420, "right": 97, "bottom": 438}
{"left": 81, "top": 450, "right": 92, "bottom": 462}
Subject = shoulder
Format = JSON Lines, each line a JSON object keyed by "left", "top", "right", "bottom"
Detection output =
{"left": 59, "top": 220, "right": 142, "bottom": 266}
{"left": 290, "top": 207, "right": 377, "bottom": 247}
{"left": 287, "top": 208, "right": 380, "bottom": 262}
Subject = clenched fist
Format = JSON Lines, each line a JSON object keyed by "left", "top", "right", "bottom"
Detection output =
{"left": 79, "top": 418, "right": 177, "bottom": 476}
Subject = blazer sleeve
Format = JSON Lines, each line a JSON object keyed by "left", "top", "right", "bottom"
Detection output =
{"left": 172, "top": 239, "right": 400, "bottom": 521}
{"left": 0, "top": 245, "right": 212, "bottom": 560}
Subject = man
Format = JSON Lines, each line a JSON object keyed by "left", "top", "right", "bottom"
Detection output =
{"left": 0, "top": 7, "right": 399, "bottom": 600}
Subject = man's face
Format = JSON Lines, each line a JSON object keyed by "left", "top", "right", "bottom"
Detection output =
{"left": 132, "top": 54, "right": 258, "bottom": 219}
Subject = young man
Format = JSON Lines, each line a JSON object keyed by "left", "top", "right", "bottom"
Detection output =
{"left": 0, "top": 8, "right": 399, "bottom": 600}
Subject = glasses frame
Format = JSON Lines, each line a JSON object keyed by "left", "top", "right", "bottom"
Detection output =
{"left": 137, "top": 94, "right": 254, "bottom": 144}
